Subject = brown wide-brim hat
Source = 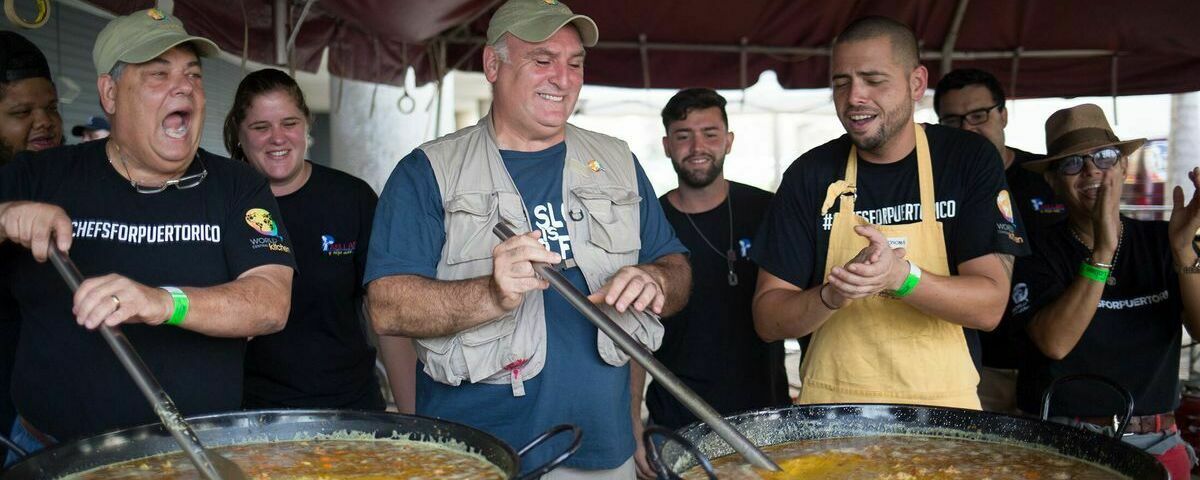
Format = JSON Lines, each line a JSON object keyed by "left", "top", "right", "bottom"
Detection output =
{"left": 1022, "top": 103, "right": 1146, "bottom": 173}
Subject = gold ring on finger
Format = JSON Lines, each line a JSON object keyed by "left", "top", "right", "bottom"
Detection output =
{"left": 110, "top": 295, "right": 121, "bottom": 310}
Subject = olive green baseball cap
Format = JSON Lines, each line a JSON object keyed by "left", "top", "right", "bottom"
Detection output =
{"left": 486, "top": 0, "right": 598, "bottom": 47}
{"left": 92, "top": 8, "right": 220, "bottom": 75}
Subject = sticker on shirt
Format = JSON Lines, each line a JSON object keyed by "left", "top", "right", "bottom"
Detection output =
{"left": 1030, "top": 198, "right": 1066, "bottom": 214}
{"left": 245, "top": 208, "right": 291, "bottom": 253}
{"left": 996, "top": 190, "right": 1015, "bottom": 224}
{"left": 1010, "top": 282, "right": 1030, "bottom": 315}
{"left": 320, "top": 235, "right": 356, "bottom": 256}
{"left": 887, "top": 237, "right": 908, "bottom": 250}
{"left": 533, "top": 202, "right": 572, "bottom": 258}
{"left": 738, "top": 238, "right": 753, "bottom": 258}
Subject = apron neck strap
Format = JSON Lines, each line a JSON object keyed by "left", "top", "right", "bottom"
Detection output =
{"left": 844, "top": 124, "right": 938, "bottom": 223}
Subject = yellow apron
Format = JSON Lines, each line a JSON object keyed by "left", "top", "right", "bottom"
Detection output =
{"left": 797, "top": 125, "right": 981, "bottom": 409}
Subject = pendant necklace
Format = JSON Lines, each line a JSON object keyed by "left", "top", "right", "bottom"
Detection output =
{"left": 683, "top": 189, "right": 738, "bottom": 286}
{"left": 1070, "top": 219, "right": 1123, "bottom": 287}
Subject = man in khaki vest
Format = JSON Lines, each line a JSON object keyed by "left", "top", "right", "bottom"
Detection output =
{"left": 751, "top": 16, "right": 1028, "bottom": 409}
{"left": 364, "top": 0, "right": 690, "bottom": 477}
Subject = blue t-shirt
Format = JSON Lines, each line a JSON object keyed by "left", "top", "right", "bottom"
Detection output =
{"left": 365, "top": 142, "right": 686, "bottom": 471}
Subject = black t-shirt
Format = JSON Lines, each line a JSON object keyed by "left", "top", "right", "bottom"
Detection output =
{"left": 648, "top": 181, "right": 789, "bottom": 429}
{"left": 1008, "top": 148, "right": 1066, "bottom": 237}
{"left": 1013, "top": 218, "right": 1183, "bottom": 417}
{"left": 0, "top": 244, "right": 17, "bottom": 459}
{"left": 752, "top": 125, "right": 1030, "bottom": 369}
{"left": 979, "top": 147, "right": 1066, "bottom": 369}
{"left": 243, "top": 162, "right": 383, "bottom": 410}
{"left": 0, "top": 140, "right": 296, "bottom": 441}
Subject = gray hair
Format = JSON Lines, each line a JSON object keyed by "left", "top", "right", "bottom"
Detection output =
{"left": 108, "top": 61, "right": 128, "bottom": 82}
{"left": 491, "top": 34, "right": 510, "bottom": 64}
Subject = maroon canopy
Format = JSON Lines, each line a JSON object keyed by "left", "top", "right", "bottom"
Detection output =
{"left": 85, "top": 0, "right": 1200, "bottom": 98}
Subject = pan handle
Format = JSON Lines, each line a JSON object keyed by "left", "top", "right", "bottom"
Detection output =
{"left": 644, "top": 426, "right": 716, "bottom": 480}
{"left": 0, "top": 432, "right": 28, "bottom": 460}
{"left": 513, "top": 424, "right": 581, "bottom": 480}
{"left": 1041, "top": 373, "right": 1135, "bottom": 438}
{"left": 491, "top": 222, "right": 780, "bottom": 472}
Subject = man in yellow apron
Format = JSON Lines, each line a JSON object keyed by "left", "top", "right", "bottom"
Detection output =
{"left": 750, "top": 17, "right": 1029, "bottom": 409}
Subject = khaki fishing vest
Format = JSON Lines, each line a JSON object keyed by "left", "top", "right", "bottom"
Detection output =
{"left": 416, "top": 114, "right": 664, "bottom": 396}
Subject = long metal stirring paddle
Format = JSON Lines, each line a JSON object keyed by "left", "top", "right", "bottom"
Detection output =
{"left": 48, "top": 246, "right": 246, "bottom": 480}
{"left": 493, "top": 223, "right": 781, "bottom": 472}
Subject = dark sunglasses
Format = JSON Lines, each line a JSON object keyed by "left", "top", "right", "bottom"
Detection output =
{"left": 1054, "top": 147, "right": 1122, "bottom": 175}
{"left": 938, "top": 103, "right": 1002, "bottom": 128}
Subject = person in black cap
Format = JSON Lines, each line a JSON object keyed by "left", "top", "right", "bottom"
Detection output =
{"left": 0, "top": 30, "right": 62, "bottom": 464}
{"left": 0, "top": 31, "right": 62, "bottom": 166}
{"left": 71, "top": 115, "right": 110, "bottom": 142}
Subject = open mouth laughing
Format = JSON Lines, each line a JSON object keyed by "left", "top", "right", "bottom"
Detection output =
{"left": 162, "top": 107, "right": 193, "bottom": 140}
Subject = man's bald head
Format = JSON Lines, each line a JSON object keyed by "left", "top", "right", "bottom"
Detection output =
{"left": 833, "top": 16, "right": 920, "bottom": 70}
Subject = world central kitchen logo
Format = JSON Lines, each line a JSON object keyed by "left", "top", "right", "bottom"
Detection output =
{"left": 245, "top": 208, "right": 291, "bottom": 253}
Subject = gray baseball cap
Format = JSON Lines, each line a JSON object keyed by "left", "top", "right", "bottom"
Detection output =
{"left": 92, "top": 8, "right": 219, "bottom": 75}
{"left": 486, "top": 0, "right": 598, "bottom": 47}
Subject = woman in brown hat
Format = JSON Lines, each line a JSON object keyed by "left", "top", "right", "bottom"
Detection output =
{"left": 1010, "top": 103, "right": 1200, "bottom": 477}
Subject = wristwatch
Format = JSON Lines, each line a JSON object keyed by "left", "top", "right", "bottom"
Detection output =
{"left": 1177, "top": 256, "right": 1200, "bottom": 274}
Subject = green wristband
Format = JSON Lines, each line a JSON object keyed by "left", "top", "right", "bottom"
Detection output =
{"left": 1079, "top": 262, "right": 1110, "bottom": 284}
{"left": 161, "top": 287, "right": 189, "bottom": 326}
{"left": 888, "top": 260, "right": 922, "bottom": 298}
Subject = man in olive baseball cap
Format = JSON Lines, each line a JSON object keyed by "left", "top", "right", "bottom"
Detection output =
{"left": 0, "top": 8, "right": 296, "bottom": 459}
{"left": 92, "top": 7, "right": 219, "bottom": 179}
{"left": 92, "top": 8, "right": 219, "bottom": 75}
{"left": 367, "top": 0, "right": 691, "bottom": 478}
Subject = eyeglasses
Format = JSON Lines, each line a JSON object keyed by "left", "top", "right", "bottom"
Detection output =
{"left": 1054, "top": 147, "right": 1122, "bottom": 175}
{"left": 114, "top": 146, "right": 208, "bottom": 194}
{"left": 938, "top": 103, "right": 1003, "bottom": 128}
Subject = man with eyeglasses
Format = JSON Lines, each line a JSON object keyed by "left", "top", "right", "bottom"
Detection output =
{"left": 934, "top": 69, "right": 1066, "bottom": 414}
{"left": 1009, "top": 103, "right": 1200, "bottom": 478}
{"left": 935, "top": 69, "right": 1065, "bottom": 234}
{"left": 0, "top": 10, "right": 295, "bottom": 462}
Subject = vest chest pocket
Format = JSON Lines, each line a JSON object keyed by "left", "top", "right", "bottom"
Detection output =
{"left": 444, "top": 193, "right": 500, "bottom": 265}
{"left": 572, "top": 186, "right": 642, "bottom": 253}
